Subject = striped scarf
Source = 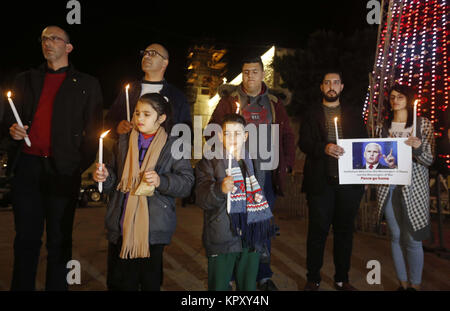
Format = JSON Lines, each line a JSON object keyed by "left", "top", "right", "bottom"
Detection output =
{"left": 224, "top": 154, "right": 274, "bottom": 247}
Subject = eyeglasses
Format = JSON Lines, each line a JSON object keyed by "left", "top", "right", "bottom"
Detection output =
{"left": 39, "top": 35, "right": 69, "bottom": 44}
{"left": 140, "top": 49, "right": 167, "bottom": 60}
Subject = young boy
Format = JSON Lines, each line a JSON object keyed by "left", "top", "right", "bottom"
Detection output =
{"left": 195, "top": 113, "right": 274, "bottom": 291}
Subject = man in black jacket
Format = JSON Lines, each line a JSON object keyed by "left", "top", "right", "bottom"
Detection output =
{"left": 6, "top": 25, "right": 103, "bottom": 290}
{"left": 104, "top": 43, "right": 191, "bottom": 137}
{"left": 299, "top": 71, "right": 366, "bottom": 291}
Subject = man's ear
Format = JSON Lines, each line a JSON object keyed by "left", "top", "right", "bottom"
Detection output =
{"left": 340, "top": 83, "right": 344, "bottom": 92}
{"left": 66, "top": 43, "right": 74, "bottom": 54}
{"left": 162, "top": 59, "right": 169, "bottom": 71}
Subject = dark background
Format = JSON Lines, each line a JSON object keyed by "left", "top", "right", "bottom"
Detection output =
{"left": 0, "top": 0, "right": 375, "bottom": 108}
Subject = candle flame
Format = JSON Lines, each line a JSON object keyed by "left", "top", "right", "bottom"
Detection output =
{"left": 235, "top": 102, "right": 240, "bottom": 114}
{"left": 7, "top": 91, "right": 11, "bottom": 98}
{"left": 125, "top": 84, "right": 130, "bottom": 90}
{"left": 100, "top": 129, "right": 111, "bottom": 139}
{"left": 334, "top": 117, "right": 338, "bottom": 122}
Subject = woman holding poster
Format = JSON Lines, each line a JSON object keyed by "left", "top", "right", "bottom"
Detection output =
{"left": 376, "top": 84, "right": 435, "bottom": 291}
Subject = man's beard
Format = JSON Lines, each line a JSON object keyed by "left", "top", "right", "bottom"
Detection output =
{"left": 323, "top": 91, "right": 340, "bottom": 103}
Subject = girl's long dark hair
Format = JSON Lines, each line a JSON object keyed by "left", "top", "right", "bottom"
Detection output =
{"left": 137, "top": 93, "right": 173, "bottom": 133}
{"left": 386, "top": 83, "right": 415, "bottom": 129}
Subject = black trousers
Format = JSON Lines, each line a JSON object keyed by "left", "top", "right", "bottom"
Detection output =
{"left": 10, "top": 153, "right": 80, "bottom": 291}
{"left": 107, "top": 240, "right": 165, "bottom": 291}
{"left": 306, "top": 183, "right": 363, "bottom": 283}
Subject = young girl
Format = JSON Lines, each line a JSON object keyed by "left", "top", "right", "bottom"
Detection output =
{"left": 94, "top": 93, "right": 194, "bottom": 291}
{"left": 195, "top": 113, "right": 274, "bottom": 291}
{"left": 376, "top": 84, "right": 435, "bottom": 291}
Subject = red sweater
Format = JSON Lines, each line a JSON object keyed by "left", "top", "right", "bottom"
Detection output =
{"left": 23, "top": 71, "right": 67, "bottom": 157}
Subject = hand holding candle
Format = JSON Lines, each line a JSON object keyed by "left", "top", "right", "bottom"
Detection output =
{"left": 125, "top": 84, "right": 130, "bottom": 122}
{"left": 98, "top": 129, "right": 111, "bottom": 193}
{"left": 7, "top": 91, "right": 31, "bottom": 147}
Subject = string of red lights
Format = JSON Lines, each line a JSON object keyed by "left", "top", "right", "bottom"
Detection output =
{"left": 364, "top": 0, "right": 449, "bottom": 169}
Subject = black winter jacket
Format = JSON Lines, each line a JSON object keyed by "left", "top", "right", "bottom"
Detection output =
{"left": 4, "top": 64, "right": 103, "bottom": 176}
{"left": 299, "top": 103, "right": 367, "bottom": 194}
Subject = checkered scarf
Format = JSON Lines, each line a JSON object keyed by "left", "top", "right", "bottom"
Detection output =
{"left": 224, "top": 154, "right": 274, "bottom": 247}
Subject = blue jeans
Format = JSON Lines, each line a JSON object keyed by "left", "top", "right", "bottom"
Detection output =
{"left": 256, "top": 171, "right": 276, "bottom": 283}
{"left": 384, "top": 186, "right": 424, "bottom": 285}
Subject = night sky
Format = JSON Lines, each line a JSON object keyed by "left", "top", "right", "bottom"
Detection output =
{"left": 0, "top": 0, "right": 375, "bottom": 107}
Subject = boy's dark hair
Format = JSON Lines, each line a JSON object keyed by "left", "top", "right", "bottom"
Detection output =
{"left": 221, "top": 113, "right": 247, "bottom": 127}
{"left": 242, "top": 56, "right": 264, "bottom": 71}
{"left": 386, "top": 83, "right": 415, "bottom": 129}
{"left": 137, "top": 93, "right": 173, "bottom": 132}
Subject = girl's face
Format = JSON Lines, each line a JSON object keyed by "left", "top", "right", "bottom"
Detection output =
{"left": 389, "top": 90, "right": 408, "bottom": 112}
{"left": 134, "top": 101, "right": 166, "bottom": 134}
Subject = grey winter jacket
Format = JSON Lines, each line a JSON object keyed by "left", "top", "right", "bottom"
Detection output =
{"left": 102, "top": 133, "right": 194, "bottom": 245}
{"left": 195, "top": 157, "right": 266, "bottom": 257}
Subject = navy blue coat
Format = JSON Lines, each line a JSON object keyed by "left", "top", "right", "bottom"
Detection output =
{"left": 104, "top": 79, "right": 191, "bottom": 137}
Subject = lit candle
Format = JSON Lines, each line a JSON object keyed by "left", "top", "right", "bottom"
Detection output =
{"left": 98, "top": 129, "right": 111, "bottom": 193}
{"left": 412, "top": 99, "right": 418, "bottom": 137}
{"left": 125, "top": 84, "right": 130, "bottom": 122}
{"left": 227, "top": 146, "right": 234, "bottom": 214}
{"left": 334, "top": 117, "right": 339, "bottom": 143}
{"left": 235, "top": 101, "right": 240, "bottom": 114}
{"left": 7, "top": 91, "right": 31, "bottom": 147}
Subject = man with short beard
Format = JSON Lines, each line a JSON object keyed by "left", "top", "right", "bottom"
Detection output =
{"left": 299, "top": 71, "right": 367, "bottom": 291}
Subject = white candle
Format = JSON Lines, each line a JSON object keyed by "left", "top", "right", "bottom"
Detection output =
{"left": 7, "top": 91, "right": 31, "bottom": 147}
{"left": 98, "top": 130, "right": 111, "bottom": 193}
{"left": 125, "top": 84, "right": 130, "bottom": 122}
{"left": 334, "top": 117, "right": 339, "bottom": 143}
{"left": 227, "top": 146, "right": 234, "bottom": 214}
{"left": 412, "top": 99, "right": 418, "bottom": 137}
{"left": 235, "top": 101, "right": 240, "bottom": 114}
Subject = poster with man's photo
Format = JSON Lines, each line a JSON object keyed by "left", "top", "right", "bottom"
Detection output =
{"left": 338, "top": 138, "right": 412, "bottom": 185}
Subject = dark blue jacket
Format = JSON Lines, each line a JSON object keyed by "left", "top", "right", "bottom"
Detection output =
{"left": 104, "top": 79, "right": 191, "bottom": 137}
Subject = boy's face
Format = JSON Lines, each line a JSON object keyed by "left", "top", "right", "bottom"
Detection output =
{"left": 219, "top": 122, "right": 248, "bottom": 156}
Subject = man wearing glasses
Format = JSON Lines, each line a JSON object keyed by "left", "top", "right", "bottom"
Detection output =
{"left": 6, "top": 25, "right": 103, "bottom": 290}
{"left": 105, "top": 43, "right": 191, "bottom": 136}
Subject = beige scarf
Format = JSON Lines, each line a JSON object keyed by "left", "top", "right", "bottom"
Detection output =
{"left": 117, "top": 127, "right": 168, "bottom": 259}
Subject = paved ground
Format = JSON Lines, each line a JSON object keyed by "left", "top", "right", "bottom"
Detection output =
{"left": 0, "top": 198, "right": 449, "bottom": 291}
